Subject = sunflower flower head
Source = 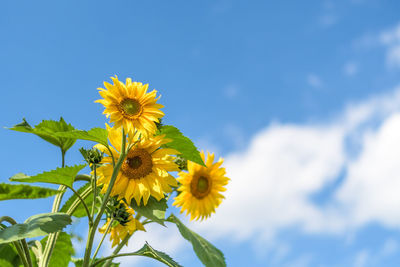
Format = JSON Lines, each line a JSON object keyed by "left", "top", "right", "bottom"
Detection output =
{"left": 100, "top": 201, "right": 145, "bottom": 248}
{"left": 173, "top": 151, "right": 229, "bottom": 221}
{"left": 95, "top": 124, "right": 180, "bottom": 206}
{"left": 96, "top": 76, "right": 164, "bottom": 137}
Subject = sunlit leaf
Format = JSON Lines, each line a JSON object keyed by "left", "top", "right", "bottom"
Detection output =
{"left": 0, "top": 213, "right": 72, "bottom": 244}
{"left": 130, "top": 242, "right": 182, "bottom": 267}
{"left": 41, "top": 232, "right": 74, "bottom": 267}
{"left": 0, "top": 183, "right": 61, "bottom": 201}
{"left": 8, "top": 118, "right": 76, "bottom": 153}
{"left": 54, "top": 128, "right": 108, "bottom": 147}
{"left": 167, "top": 214, "right": 225, "bottom": 267}
{"left": 158, "top": 125, "right": 205, "bottom": 166}
{"left": 0, "top": 243, "right": 19, "bottom": 267}
{"left": 9, "top": 164, "right": 86, "bottom": 187}
{"left": 130, "top": 197, "right": 167, "bottom": 226}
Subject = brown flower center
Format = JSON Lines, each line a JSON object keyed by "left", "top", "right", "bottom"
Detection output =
{"left": 121, "top": 148, "right": 153, "bottom": 179}
{"left": 119, "top": 98, "right": 141, "bottom": 117}
{"left": 190, "top": 175, "right": 212, "bottom": 199}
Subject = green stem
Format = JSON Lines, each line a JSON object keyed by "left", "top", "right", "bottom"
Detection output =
{"left": 82, "top": 128, "right": 127, "bottom": 267}
{"left": 0, "top": 217, "right": 32, "bottom": 267}
{"left": 102, "top": 231, "right": 134, "bottom": 267}
{"left": 75, "top": 174, "right": 92, "bottom": 182}
{"left": 90, "top": 217, "right": 114, "bottom": 265}
{"left": 67, "top": 186, "right": 93, "bottom": 225}
{"left": 43, "top": 162, "right": 67, "bottom": 266}
{"left": 92, "top": 252, "right": 143, "bottom": 267}
{"left": 40, "top": 148, "right": 67, "bottom": 267}
{"left": 14, "top": 241, "right": 30, "bottom": 267}
{"left": 61, "top": 149, "right": 65, "bottom": 168}
{"left": 66, "top": 186, "right": 92, "bottom": 215}
{"left": 106, "top": 146, "right": 115, "bottom": 167}
{"left": 41, "top": 185, "right": 66, "bottom": 267}
{"left": 91, "top": 166, "right": 97, "bottom": 221}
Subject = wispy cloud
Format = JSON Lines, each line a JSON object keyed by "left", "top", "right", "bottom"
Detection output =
{"left": 344, "top": 62, "right": 358, "bottom": 76}
{"left": 223, "top": 83, "right": 239, "bottom": 99}
{"left": 380, "top": 23, "right": 400, "bottom": 68}
{"left": 307, "top": 73, "right": 323, "bottom": 88}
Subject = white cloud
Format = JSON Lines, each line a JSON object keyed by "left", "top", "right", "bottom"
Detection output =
{"left": 344, "top": 62, "right": 358, "bottom": 76}
{"left": 319, "top": 14, "right": 338, "bottom": 27}
{"left": 354, "top": 250, "right": 369, "bottom": 267}
{"left": 381, "top": 238, "right": 398, "bottom": 257}
{"left": 223, "top": 124, "right": 245, "bottom": 149}
{"left": 307, "top": 74, "right": 323, "bottom": 88}
{"left": 380, "top": 23, "right": 400, "bottom": 68}
{"left": 191, "top": 85, "right": 400, "bottom": 243}
{"left": 223, "top": 84, "right": 239, "bottom": 99}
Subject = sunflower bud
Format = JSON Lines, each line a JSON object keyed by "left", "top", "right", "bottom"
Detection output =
{"left": 105, "top": 198, "right": 132, "bottom": 226}
{"left": 174, "top": 156, "right": 188, "bottom": 171}
{"left": 155, "top": 118, "right": 163, "bottom": 131}
{"left": 79, "top": 148, "right": 103, "bottom": 167}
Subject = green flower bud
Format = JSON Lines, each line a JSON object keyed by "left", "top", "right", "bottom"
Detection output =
{"left": 174, "top": 156, "right": 188, "bottom": 171}
{"left": 79, "top": 147, "right": 103, "bottom": 167}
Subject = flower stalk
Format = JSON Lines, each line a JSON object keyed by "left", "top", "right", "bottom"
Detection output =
{"left": 82, "top": 128, "right": 127, "bottom": 267}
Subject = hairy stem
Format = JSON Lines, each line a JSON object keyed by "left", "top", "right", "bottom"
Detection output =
{"left": 41, "top": 150, "right": 67, "bottom": 267}
{"left": 67, "top": 186, "right": 92, "bottom": 225}
{"left": 91, "top": 166, "right": 97, "bottom": 222}
{"left": 66, "top": 186, "right": 92, "bottom": 215}
{"left": 91, "top": 217, "right": 114, "bottom": 265}
{"left": 82, "top": 128, "right": 127, "bottom": 267}
{"left": 102, "top": 231, "right": 133, "bottom": 267}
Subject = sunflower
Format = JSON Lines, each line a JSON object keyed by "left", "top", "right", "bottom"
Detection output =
{"left": 96, "top": 76, "right": 164, "bottom": 137}
{"left": 99, "top": 204, "right": 145, "bottom": 248}
{"left": 95, "top": 124, "right": 180, "bottom": 206}
{"left": 173, "top": 151, "right": 229, "bottom": 221}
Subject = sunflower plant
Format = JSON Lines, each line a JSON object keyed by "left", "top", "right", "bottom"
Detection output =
{"left": 0, "top": 76, "right": 229, "bottom": 267}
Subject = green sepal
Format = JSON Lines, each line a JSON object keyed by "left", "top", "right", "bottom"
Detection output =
{"left": 9, "top": 164, "right": 86, "bottom": 187}
{"left": 130, "top": 196, "right": 167, "bottom": 226}
{"left": 0, "top": 183, "right": 61, "bottom": 201}
{"left": 0, "top": 213, "right": 72, "bottom": 244}
{"left": 8, "top": 118, "right": 76, "bottom": 154}
{"left": 158, "top": 125, "right": 205, "bottom": 166}
{"left": 167, "top": 214, "right": 226, "bottom": 267}
{"left": 40, "top": 232, "right": 74, "bottom": 267}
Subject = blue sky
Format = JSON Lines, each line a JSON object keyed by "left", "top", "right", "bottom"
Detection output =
{"left": 2, "top": 0, "right": 400, "bottom": 266}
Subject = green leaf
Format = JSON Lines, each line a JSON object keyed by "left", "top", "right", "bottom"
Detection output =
{"left": 0, "top": 258, "right": 14, "bottom": 267}
{"left": 60, "top": 183, "right": 97, "bottom": 217}
{"left": 0, "top": 183, "right": 61, "bottom": 201}
{"left": 54, "top": 128, "right": 109, "bottom": 146}
{"left": 0, "top": 243, "right": 20, "bottom": 267}
{"left": 132, "top": 242, "right": 182, "bottom": 267}
{"left": 9, "top": 164, "right": 86, "bottom": 187}
{"left": 0, "top": 213, "right": 72, "bottom": 244}
{"left": 158, "top": 125, "right": 205, "bottom": 166}
{"left": 41, "top": 232, "right": 74, "bottom": 267}
{"left": 8, "top": 118, "right": 76, "bottom": 153}
{"left": 72, "top": 258, "right": 120, "bottom": 267}
{"left": 167, "top": 214, "right": 226, "bottom": 267}
{"left": 130, "top": 197, "right": 167, "bottom": 226}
